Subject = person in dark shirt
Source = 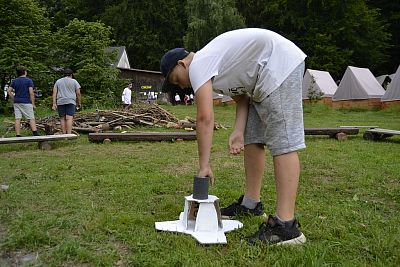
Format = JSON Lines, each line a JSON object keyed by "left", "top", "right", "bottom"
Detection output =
{"left": 7, "top": 65, "right": 39, "bottom": 137}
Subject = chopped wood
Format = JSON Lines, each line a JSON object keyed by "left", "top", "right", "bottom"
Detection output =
{"left": 16, "top": 104, "right": 226, "bottom": 136}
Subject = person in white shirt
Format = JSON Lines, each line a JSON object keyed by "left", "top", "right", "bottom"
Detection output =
{"left": 189, "top": 93, "right": 194, "bottom": 104}
{"left": 121, "top": 83, "right": 132, "bottom": 110}
{"left": 160, "top": 28, "right": 306, "bottom": 246}
{"left": 174, "top": 93, "right": 181, "bottom": 105}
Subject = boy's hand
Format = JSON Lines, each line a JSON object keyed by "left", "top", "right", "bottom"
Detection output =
{"left": 198, "top": 166, "right": 215, "bottom": 186}
{"left": 229, "top": 130, "right": 245, "bottom": 155}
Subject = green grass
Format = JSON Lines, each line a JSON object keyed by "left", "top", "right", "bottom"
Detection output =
{"left": 1, "top": 104, "right": 399, "bottom": 266}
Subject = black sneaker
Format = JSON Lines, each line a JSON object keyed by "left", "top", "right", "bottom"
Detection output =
{"left": 220, "top": 195, "right": 266, "bottom": 219}
{"left": 245, "top": 215, "right": 306, "bottom": 245}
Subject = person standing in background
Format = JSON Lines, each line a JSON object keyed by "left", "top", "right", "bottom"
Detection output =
{"left": 52, "top": 68, "right": 81, "bottom": 134}
{"left": 122, "top": 83, "right": 132, "bottom": 110}
{"left": 7, "top": 65, "right": 39, "bottom": 137}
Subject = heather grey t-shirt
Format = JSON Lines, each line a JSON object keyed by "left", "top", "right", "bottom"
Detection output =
{"left": 189, "top": 28, "right": 306, "bottom": 102}
{"left": 55, "top": 77, "right": 80, "bottom": 105}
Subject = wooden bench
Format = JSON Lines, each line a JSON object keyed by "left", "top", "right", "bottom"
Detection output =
{"left": 88, "top": 132, "right": 197, "bottom": 143}
{"left": 304, "top": 128, "right": 359, "bottom": 140}
{"left": 0, "top": 134, "right": 78, "bottom": 150}
{"left": 339, "top": 125, "right": 379, "bottom": 129}
{"left": 363, "top": 128, "right": 400, "bottom": 141}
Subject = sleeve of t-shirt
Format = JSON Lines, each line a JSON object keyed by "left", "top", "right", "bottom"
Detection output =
{"left": 29, "top": 79, "right": 34, "bottom": 88}
{"left": 189, "top": 56, "right": 220, "bottom": 93}
{"left": 74, "top": 80, "right": 81, "bottom": 90}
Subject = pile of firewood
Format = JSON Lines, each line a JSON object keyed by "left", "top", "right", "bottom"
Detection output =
{"left": 32, "top": 104, "right": 226, "bottom": 135}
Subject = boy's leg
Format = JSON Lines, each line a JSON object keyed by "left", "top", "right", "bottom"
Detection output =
{"left": 15, "top": 119, "right": 21, "bottom": 136}
{"left": 65, "top": 104, "right": 76, "bottom": 134}
{"left": 65, "top": 115, "right": 74, "bottom": 134}
{"left": 13, "top": 104, "right": 23, "bottom": 136}
{"left": 273, "top": 151, "right": 300, "bottom": 221}
{"left": 244, "top": 143, "right": 265, "bottom": 201}
{"left": 60, "top": 117, "right": 67, "bottom": 134}
{"left": 29, "top": 119, "right": 38, "bottom": 132}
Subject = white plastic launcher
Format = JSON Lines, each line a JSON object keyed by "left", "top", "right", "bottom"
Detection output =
{"left": 155, "top": 176, "right": 243, "bottom": 244}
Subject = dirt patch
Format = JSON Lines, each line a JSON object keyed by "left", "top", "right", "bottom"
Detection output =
{"left": 0, "top": 251, "right": 39, "bottom": 267}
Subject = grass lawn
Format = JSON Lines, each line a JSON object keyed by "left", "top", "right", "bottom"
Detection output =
{"left": 0, "top": 104, "right": 399, "bottom": 266}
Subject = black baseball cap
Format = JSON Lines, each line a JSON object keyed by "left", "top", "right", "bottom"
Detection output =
{"left": 160, "top": 48, "right": 189, "bottom": 93}
{"left": 63, "top": 68, "right": 73, "bottom": 75}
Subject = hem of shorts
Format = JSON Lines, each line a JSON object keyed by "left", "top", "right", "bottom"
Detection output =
{"left": 270, "top": 144, "right": 306, "bottom": 156}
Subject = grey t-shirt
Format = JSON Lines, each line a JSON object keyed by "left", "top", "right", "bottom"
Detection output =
{"left": 55, "top": 77, "right": 80, "bottom": 105}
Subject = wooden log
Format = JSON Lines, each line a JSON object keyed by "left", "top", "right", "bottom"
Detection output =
{"left": 304, "top": 128, "right": 359, "bottom": 136}
{"left": 88, "top": 132, "right": 197, "bottom": 142}
{"left": 72, "top": 127, "right": 100, "bottom": 133}
{"left": 335, "top": 132, "right": 348, "bottom": 141}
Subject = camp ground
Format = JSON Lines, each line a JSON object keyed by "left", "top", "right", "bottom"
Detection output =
{"left": 302, "top": 69, "right": 338, "bottom": 105}
{"left": 332, "top": 66, "right": 386, "bottom": 109}
{"left": 1, "top": 1, "right": 400, "bottom": 265}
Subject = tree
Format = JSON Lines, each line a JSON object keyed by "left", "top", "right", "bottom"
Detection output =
{"left": 0, "top": 0, "right": 52, "bottom": 106}
{"left": 365, "top": 0, "right": 400, "bottom": 74}
{"left": 100, "top": 0, "right": 187, "bottom": 71}
{"left": 184, "top": 0, "right": 245, "bottom": 51}
{"left": 236, "top": 0, "right": 391, "bottom": 79}
{"left": 52, "top": 19, "right": 122, "bottom": 106}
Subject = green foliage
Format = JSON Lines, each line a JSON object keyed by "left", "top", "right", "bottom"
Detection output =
{"left": 365, "top": 0, "right": 400, "bottom": 74}
{"left": 236, "top": 0, "right": 391, "bottom": 79}
{"left": 99, "top": 0, "right": 187, "bottom": 70}
{"left": 0, "top": 0, "right": 54, "bottom": 96}
{"left": 184, "top": 0, "right": 245, "bottom": 51}
{"left": 52, "top": 19, "right": 123, "bottom": 107}
{"left": 306, "top": 76, "right": 324, "bottom": 101}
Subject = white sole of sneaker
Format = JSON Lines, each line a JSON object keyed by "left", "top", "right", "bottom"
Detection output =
{"left": 221, "top": 213, "right": 267, "bottom": 220}
{"left": 276, "top": 233, "right": 306, "bottom": 246}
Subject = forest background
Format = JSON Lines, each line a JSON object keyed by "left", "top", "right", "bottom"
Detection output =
{"left": 0, "top": 0, "right": 399, "bottom": 110}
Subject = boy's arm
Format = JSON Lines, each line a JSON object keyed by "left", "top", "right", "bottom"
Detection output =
{"left": 7, "top": 86, "right": 14, "bottom": 100}
{"left": 52, "top": 85, "right": 58, "bottom": 110}
{"left": 195, "top": 80, "right": 214, "bottom": 180}
{"left": 28, "top": 86, "right": 35, "bottom": 108}
{"left": 76, "top": 87, "right": 81, "bottom": 108}
{"left": 232, "top": 94, "right": 249, "bottom": 133}
{"left": 229, "top": 94, "right": 250, "bottom": 155}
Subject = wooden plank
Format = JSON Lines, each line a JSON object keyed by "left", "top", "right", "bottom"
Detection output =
{"left": 0, "top": 134, "right": 78, "bottom": 144}
{"left": 363, "top": 128, "right": 400, "bottom": 141}
{"left": 366, "top": 128, "right": 400, "bottom": 135}
{"left": 304, "top": 128, "right": 359, "bottom": 135}
{"left": 88, "top": 132, "right": 197, "bottom": 142}
{"left": 339, "top": 126, "right": 379, "bottom": 129}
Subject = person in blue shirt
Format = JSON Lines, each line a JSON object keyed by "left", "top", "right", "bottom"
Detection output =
{"left": 7, "top": 65, "right": 39, "bottom": 137}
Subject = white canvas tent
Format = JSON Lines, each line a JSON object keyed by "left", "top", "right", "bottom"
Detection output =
{"left": 332, "top": 66, "right": 386, "bottom": 109}
{"left": 382, "top": 65, "right": 400, "bottom": 102}
{"left": 333, "top": 66, "right": 385, "bottom": 100}
{"left": 302, "top": 69, "right": 337, "bottom": 99}
{"left": 375, "top": 74, "right": 392, "bottom": 89}
{"left": 106, "top": 46, "right": 131, "bottom": 69}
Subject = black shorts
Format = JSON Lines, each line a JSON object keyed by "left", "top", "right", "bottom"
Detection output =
{"left": 57, "top": 104, "right": 76, "bottom": 117}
